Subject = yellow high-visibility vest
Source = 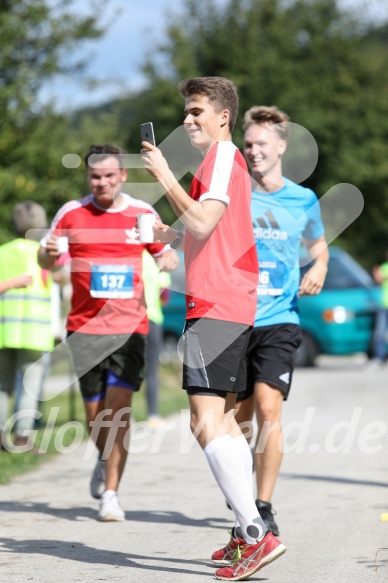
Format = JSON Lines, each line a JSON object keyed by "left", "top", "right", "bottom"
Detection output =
{"left": 0, "top": 238, "right": 54, "bottom": 351}
{"left": 142, "top": 251, "right": 171, "bottom": 326}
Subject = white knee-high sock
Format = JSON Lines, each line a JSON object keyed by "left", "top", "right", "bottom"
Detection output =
{"left": 232, "top": 434, "right": 254, "bottom": 533}
{"left": 204, "top": 434, "right": 266, "bottom": 543}
{"left": 233, "top": 434, "right": 254, "bottom": 491}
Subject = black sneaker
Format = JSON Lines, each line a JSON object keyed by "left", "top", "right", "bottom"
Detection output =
{"left": 256, "top": 499, "right": 279, "bottom": 536}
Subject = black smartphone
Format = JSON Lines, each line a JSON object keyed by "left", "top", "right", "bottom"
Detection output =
{"left": 140, "top": 122, "right": 156, "bottom": 146}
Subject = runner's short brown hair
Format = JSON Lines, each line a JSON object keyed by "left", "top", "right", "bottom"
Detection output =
{"left": 178, "top": 76, "right": 239, "bottom": 132}
{"left": 84, "top": 144, "right": 126, "bottom": 169}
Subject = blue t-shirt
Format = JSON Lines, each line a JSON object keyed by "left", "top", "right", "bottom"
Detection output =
{"left": 252, "top": 178, "right": 324, "bottom": 327}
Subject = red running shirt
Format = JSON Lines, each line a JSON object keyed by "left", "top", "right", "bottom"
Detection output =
{"left": 184, "top": 141, "right": 258, "bottom": 325}
{"left": 42, "top": 194, "right": 168, "bottom": 335}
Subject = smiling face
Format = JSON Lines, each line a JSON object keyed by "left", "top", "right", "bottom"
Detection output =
{"left": 243, "top": 123, "right": 287, "bottom": 182}
{"left": 87, "top": 156, "right": 127, "bottom": 209}
{"left": 183, "top": 94, "right": 230, "bottom": 152}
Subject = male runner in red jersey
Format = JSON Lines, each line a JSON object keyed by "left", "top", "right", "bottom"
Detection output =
{"left": 142, "top": 78, "right": 286, "bottom": 581}
{"left": 38, "top": 144, "right": 178, "bottom": 522}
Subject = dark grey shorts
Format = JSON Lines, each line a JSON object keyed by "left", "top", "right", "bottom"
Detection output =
{"left": 182, "top": 318, "right": 252, "bottom": 396}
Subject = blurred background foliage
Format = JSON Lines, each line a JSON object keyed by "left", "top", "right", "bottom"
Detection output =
{"left": 1, "top": 0, "right": 388, "bottom": 266}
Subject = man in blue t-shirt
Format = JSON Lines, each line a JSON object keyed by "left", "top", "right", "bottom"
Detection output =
{"left": 235, "top": 106, "right": 328, "bottom": 537}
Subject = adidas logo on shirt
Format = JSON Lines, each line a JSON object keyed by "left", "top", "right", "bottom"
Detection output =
{"left": 253, "top": 210, "right": 288, "bottom": 241}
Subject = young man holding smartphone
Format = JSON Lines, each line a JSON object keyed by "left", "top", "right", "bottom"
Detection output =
{"left": 141, "top": 77, "right": 286, "bottom": 581}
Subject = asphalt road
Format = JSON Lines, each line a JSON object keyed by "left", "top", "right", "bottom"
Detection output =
{"left": 0, "top": 355, "right": 387, "bottom": 582}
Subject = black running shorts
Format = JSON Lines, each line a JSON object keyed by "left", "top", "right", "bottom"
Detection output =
{"left": 237, "top": 323, "right": 302, "bottom": 402}
{"left": 66, "top": 332, "right": 146, "bottom": 401}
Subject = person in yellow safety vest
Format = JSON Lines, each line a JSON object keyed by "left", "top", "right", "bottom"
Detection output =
{"left": 0, "top": 201, "right": 54, "bottom": 452}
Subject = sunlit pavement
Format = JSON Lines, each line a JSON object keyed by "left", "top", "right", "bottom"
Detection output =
{"left": 0, "top": 355, "right": 387, "bottom": 582}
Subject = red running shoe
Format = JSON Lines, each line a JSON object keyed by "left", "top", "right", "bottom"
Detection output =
{"left": 214, "top": 531, "right": 286, "bottom": 580}
{"left": 212, "top": 533, "right": 246, "bottom": 565}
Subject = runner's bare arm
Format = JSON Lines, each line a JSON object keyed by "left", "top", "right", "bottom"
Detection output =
{"left": 299, "top": 236, "right": 329, "bottom": 296}
{"left": 141, "top": 143, "right": 226, "bottom": 239}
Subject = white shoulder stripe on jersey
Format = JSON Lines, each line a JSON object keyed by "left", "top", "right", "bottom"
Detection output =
{"left": 50, "top": 195, "right": 92, "bottom": 228}
{"left": 41, "top": 195, "right": 93, "bottom": 245}
{"left": 41, "top": 193, "right": 160, "bottom": 247}
{"left": 198, "top": 192, "right": 230, "bottom": 205}
{"left": 208, "top": 141, "right": 237, "bottom": 200}
{"left": 93, "top": 193, "right": 159, "bottom": 216}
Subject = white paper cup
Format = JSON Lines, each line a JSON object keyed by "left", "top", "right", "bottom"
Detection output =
{"left": 56, "top": 236, "right": 69, "bottom": 254}
{"left": 137, "top": 213, "right": 156, "bottom": 243}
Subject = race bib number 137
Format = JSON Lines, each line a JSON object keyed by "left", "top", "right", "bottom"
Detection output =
{"left": 90, "top": 264, "right": 134, "bottom": 298}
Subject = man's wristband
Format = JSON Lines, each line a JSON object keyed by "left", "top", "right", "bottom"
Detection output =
{"left": 170, "top": 230, "right": 184, "bottom": 249}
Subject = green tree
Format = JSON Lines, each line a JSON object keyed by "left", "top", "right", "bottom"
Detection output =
{"left": 0, "top": 0, "right": 114, "bottom": 241}
{"left": 125, "top": 0, "right": 388, "bottom": 266}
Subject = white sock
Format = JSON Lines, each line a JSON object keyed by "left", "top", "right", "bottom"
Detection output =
{"left": 233, "top": 434, "right": 254, "bottom": 492}
{"left": 204, "top": 434, "right": 265, "bottom": 543}
{"left": 232, "top": 434, "right": 255, "bottom": 533}
{"left": 102, "top": 489, "right": 116, "bottom": 500}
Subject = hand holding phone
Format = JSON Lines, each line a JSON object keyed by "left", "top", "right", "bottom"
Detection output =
{"left": 140, "top": 122, "right": 156, "bottom": 146}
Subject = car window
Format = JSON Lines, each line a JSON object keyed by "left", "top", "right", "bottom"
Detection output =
{"left": 300, "top": 250, "right": 375, "bottom": 290}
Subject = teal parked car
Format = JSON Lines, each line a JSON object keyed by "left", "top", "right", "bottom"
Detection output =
{"left": 161, "top": 247, "right": 380, "bottom": 366}
{"left": 297, "top": 247, "right": 380, "bottom": 366}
